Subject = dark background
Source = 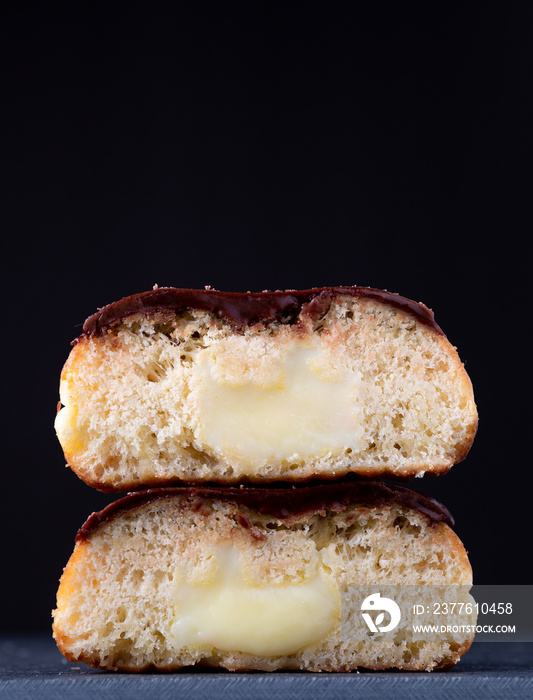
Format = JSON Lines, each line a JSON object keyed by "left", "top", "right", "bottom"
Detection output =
{"left": 1, "top": 3, "right": 531, "bottom": 633}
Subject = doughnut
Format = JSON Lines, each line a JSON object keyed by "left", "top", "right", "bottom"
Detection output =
{"left": 55, "top": 287, "right": 477, "bottom": 491}
{"left": 52, "top": 481, "right": 475, "bottom": 671}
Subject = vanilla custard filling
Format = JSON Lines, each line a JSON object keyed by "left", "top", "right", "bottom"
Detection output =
{"left": 55, "top": 398, "right": 84, "bottom": 455}
{"left": 171, "top": 545, "right": 339, "bottom": 656}
{"left": 192, "top": 340, "right": 364, "bottom": 468}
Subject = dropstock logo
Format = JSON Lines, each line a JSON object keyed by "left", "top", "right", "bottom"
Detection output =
{"left": 361, "top": 593, "right": 401, "bottom": 633}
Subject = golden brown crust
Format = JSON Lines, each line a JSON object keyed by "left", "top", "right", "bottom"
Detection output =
{"left": 64, "top": 457, "right": 457, "bottom": 493}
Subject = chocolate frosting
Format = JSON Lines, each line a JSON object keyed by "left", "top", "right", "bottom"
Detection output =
{"left": 80, "top": 286, "right": 443, "bottom": 338}
{"left": 75, "top": 481, "right": 454, "bottom": 543}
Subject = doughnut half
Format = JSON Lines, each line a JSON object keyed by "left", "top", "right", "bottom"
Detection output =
{"left": 52, "top": 482, "right": 474, "bottom": 672}
{"left": 55, "top": 287, "right": 478, "bottom": 490}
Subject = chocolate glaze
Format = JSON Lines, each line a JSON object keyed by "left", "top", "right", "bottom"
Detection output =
{"left": 75, "top": 480, "right": 454, "bottom": 543}
{"left": 80, "top": 286, "right": 443, "bottom": 339}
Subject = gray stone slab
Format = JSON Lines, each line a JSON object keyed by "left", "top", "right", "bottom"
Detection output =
{"left": 1, "top": 635, "right": 532, "bottom": 699}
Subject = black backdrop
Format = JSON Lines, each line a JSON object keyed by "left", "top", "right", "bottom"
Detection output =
{"left": 1, "top": 3, "right": 531, "bottom": 633}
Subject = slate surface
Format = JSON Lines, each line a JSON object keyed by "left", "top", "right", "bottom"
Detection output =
{"left": 1, "top": 635, "right": 532, "bottom": 699}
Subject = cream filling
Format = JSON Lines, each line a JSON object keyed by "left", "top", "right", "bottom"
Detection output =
{"left": 192, "top": 340, "right": 364, "bottom": 468}
{"left": 55, "top": 398, "right": 83, "bottom": 455}
{"left": 171, "top": 545, "right": 339, "bottom": 656}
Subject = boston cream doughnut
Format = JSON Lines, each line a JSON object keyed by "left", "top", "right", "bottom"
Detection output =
{"left": 55, "top": 287, "right": 477, "bottom": 491}
{"left": 52, "top": 482, "right": 474, "bottom": 672}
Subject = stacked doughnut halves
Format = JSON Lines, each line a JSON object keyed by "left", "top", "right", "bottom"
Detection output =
{"left": 52, "top": 287, "right": 478, "bottom": 671}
